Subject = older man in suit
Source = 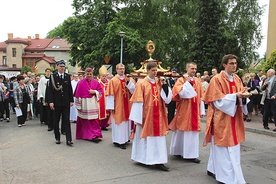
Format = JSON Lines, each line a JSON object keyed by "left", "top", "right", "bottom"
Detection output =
{"left": 261, "top": 69, "right": 276, "bottom": 131}
{"left": 48, "top": 60, "right": 74, "bottom": 146}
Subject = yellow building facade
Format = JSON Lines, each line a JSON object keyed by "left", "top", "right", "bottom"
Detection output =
{"left": 266, "top": 0, "right": 276, "bottom": 58}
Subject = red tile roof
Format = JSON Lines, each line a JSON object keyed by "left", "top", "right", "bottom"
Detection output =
{"left": 37, "top": 56, "right": 56, "bottom": 64}
{"left": 5, "top": 37, "right": 30, "bottom": 45}
{"left": 1, "top": 36, "right": 71, "bottom": 52}
{"left": 0, "top": 42, "right": 6, "bottom": 51}
{"left": 24, "top": 39, "right": 54, "bottom": 51}
{"left": 45, "top": 38, "right": 72, "bottom": 51}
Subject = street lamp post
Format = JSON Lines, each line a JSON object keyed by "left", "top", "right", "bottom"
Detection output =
{"left": 119, "top": 31, "right": 125, "bottom": 64}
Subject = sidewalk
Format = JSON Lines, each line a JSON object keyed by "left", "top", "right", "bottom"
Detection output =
{"left": 202, "top": 113, "right": 276, "bottom": 137}
{"left": 243, "top": 113, "right": 276, "bottom": 137}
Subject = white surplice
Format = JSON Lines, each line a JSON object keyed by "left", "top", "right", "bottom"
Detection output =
{"left": 70, "top": 80, "right": 79, "bottom": 121}
{"left": 106, "top": 77, "right": 136, "bottom": 144}
{"left": 130, "top": 81, "right": 172, "bottom": 165}
{"left": 170, "top": 80, "right": 205, "bottom": 159}
{"left": 207, "top": 71, "right": 247, "bottom": 184}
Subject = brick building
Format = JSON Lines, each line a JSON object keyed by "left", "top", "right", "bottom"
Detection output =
{"left": 0, "top": 33, "right": 73, "bottom": 77}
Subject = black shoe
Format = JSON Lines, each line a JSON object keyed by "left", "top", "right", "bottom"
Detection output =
{"left": 113, "top": 142, "right": 120, "bottom": 147}
{"left": 183, "top": 158, "right": 201, "bottom": 163}
{"left": 47, "top": 128, "right": 53, "bottom": 131}
{"left": 207, "top": 170, "right": 216, "bottom": 179}
{"left": 155, "top": 164, "right": 169, "bottom": 171}
{"left": 101, "top": 127, "right": 108, "bottom": 131}
{"left": 264, "top": 126, "right": 270, "bottom": 130}
{"left": 66, "top": 141, "right": 73, "bottom": 146}
{"left": 173, "top": 155, "right": 183, "bottom": 159}
{"left": 55, "top": 140, "right": 61, "bottom": 144}
{"left": 61, "top": 132, "right": 66, "bottom": 135}
{"left": 119, "top": 144, "right": 126, "bottom": 149}
{"left": 273, "top": 128, "right": 276, "bottom": 132}
{"left": 246, "top": 119, "right": 251, "bottom": 122}
{"left": 91, "top": 138, "right": 101, "bottom": 143}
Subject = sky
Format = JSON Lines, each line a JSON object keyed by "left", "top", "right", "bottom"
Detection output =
{"left": 0, "top": 0, "right": 269, "bottom": 55}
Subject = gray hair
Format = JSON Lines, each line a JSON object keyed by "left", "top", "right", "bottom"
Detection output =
{"left": 267, "top": 69, "right": 275, "bottom": 74}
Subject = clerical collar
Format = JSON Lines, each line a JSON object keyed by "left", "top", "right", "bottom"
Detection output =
{"left": 147, "top": 76, "right": 156, "bottom": 84}
{"left": 223, "top": 71, "right": 234, "bottom": 82}
{"left": 117, "top": 74, "right": 125, "bottom": 80}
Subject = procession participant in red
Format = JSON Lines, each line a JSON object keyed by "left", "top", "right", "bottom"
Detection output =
{"left": 129, "top": 61, "right": 172, "bottom": 171}
{"left": 202, "top": 54, "right": 250, "bottom": 184}
{"left": 98, "top": 66, "right": 110, "bottom": 131}
{"left": 106, "top": 63, "right": 136, "bottom": 149}
{"left": 169, "top": 62, "right": 205, "bottom": 163}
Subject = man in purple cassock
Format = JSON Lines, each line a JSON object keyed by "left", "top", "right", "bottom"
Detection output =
{"left": 74, "top": 68, "right": 103, "bottom": 143}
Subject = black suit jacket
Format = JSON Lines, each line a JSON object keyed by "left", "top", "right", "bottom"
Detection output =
{"left": 48, "top": 73, "right": 73, "bottom": 107}
{"left": 166, "top": 77, "right": 176, "bottom": 89}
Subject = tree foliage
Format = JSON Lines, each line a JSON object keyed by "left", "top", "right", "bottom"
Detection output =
{"left": 21, "top": 65, "right": 32, "bottom": 74}
{"left": 46, "top": 24, "right": 66, "bottom": 38}
{"left": 47, "top": 0, "right": 265, "bottom": 74}
{"left": 263, "top": 50, "right": 276, "bottom": 72}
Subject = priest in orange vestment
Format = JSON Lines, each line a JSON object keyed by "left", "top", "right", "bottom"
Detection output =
{"left": 169, "top": 62, "right": 205, "bottom": 164}
{"left": 106, "top": 63, "right": 136, "bottom": 149}
{"left": 202, "top": 54, "right": 250, "bottom": 184}
{"left": 129, "top": 61, "right": 172, "bottom": 171}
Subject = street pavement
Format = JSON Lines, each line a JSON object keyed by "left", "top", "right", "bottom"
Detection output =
{"left": 0, "top": 113, "right": 276, "bottom": 184}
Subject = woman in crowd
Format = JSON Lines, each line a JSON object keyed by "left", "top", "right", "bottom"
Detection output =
{"left": 14, "top": 75, "right": 32, "bottom": 127}
{"left": 2, "top": 75, "right": 10, "bottom": 122}
{"left": 25, "top": 77, "right": 34, "bottom": 120}
{"left": 246, "top": 73, "right": 260, "bottom": 122}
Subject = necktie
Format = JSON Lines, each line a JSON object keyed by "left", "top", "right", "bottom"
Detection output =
{"left": 60, "top": 74, "right": 63, "bottom": 79}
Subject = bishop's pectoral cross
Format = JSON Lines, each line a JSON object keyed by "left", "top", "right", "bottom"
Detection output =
{"left": 152, "top": 86, "right": 159, "bottom": 106}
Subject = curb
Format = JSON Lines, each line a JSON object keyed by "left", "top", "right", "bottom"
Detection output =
{"left": 245, "top": 127, "right": 276, "bottom": 137}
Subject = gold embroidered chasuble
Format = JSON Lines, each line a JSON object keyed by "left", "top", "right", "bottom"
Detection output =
{"left": 106, "top": 75, "right": 135, "bottom": 124}
{"left": 202, "top": 71, "right": 245, "bottom": 147}
{"left": 169, "top": 77, "right": 203, "bottom": 131}
{"left": 130, "top": 78, "right": 168, "bottom": 138}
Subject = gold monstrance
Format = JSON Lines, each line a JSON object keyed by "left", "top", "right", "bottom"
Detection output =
{"left": 131, "top": 40, "right": 171, "bottom": 77}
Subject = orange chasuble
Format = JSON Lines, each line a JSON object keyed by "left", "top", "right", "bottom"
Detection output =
{"left": 98, "top": 80, "right": 109, "bottom": 120}
{"left": 169, "top": 77, "right": 203, "bottom": 131}
{"left": 130, "top": 78, "right": 168, "bottom": 138}
{"left": 106, "top": 76, "right": 135, "bottom": 124}
{"left": 202, "top": 71, "right": 245, "bottom": 147}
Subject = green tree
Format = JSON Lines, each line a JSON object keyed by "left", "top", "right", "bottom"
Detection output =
{"left": 227, "top": 0, "right": 264, "bottom": 66}
{"left": 21, "top": 66, "right": 32, "bottom": 74}
{"left": 263, "top": 50, "right": 276, "bottom": 72}
{"left": 47, "top": 0, "right": 264, "bottom": 74}
{"left": 46, "top": 24, "right": 66, "bottom": 38}
{"left": 189, "top": 0, "right": 226, "bottom": 73}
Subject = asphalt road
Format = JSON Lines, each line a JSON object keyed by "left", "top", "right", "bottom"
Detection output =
{"left": 0, "top": 115, "right": 276, "bottom": 184}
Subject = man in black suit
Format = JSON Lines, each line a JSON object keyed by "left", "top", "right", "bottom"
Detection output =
{"left": 166, "top": 68, "right": 178, "bottom": 124}
{"left": 261, "top": 69, "right": 276, "bottom": 131}
{"left": 255, "top": 70, "right": 263, "bottom": 82}
{"left": 48, "top": 60, "right": 74, "bottom": 146}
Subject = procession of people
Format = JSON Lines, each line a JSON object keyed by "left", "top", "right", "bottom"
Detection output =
{"left": 1, "top": 53, "right": 276, "bottom": 184}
